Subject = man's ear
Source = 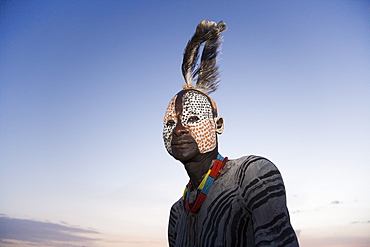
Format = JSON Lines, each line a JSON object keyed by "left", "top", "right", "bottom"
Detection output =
{"left": 215, "top": 116, "right": 224, "bottom": 134}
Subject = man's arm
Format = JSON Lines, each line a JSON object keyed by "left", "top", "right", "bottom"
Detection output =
{"left": 168, "top": 201, "right": 180, "bottom": 247}
{"left": 239, "top": 157, "right": 299, "bottom": 246}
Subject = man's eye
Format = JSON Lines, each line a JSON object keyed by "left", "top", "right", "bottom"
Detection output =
{"left": 188, "top": 116, "right": 199, "bottom": 123}
{"left": 166, "top": 120, "right": 175, "bottom": 127}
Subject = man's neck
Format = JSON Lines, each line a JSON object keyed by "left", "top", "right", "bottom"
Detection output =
{"left": 182, "top": 149, "right": 219, "bottom": 189}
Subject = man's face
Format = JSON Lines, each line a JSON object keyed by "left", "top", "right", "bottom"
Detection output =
{"left": 163, "top": 90, "right": 217, "bottom": 161}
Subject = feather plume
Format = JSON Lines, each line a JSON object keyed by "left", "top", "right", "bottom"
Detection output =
{"left": 181, "top": 20, "right": 227, "bottom": 92}
{"left": 196, "top": 21, "right": 226, "bottom": 94}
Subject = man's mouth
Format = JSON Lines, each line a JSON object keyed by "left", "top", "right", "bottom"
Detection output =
{"left": 171, "top": 139, "right": 194, "bottom": 148}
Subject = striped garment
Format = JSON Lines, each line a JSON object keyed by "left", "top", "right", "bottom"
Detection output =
{"left": 168, "top": 155, "right": 299, "bottom": 247}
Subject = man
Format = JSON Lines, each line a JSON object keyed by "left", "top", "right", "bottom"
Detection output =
{"left": 163, "top": 20, "right": 299, "bottom": 247}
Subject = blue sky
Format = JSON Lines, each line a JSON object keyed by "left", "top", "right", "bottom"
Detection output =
{"left": 1, "top": 1, "right": 370, "bottom": 246}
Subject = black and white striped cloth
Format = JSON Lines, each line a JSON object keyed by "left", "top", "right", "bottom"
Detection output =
{"left": 168, "top": 155, "right": 299, "bottom": 247}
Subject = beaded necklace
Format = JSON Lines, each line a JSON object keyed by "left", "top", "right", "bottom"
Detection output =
{"left": 182, "top": 154, "right": 228, "bottom": 213}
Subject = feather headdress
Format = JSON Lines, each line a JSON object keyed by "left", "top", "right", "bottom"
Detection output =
{"left": 182, "top": 20, "right": 227, "bottom": 95}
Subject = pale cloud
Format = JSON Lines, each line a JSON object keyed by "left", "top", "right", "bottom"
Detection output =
{"left": 330, "top": 200, "right": 342, "bottom": 204}
{"left": 0, "top": 216, "right": 100, "bottom": 247}
{"left": 0, "top": 215, "right": 168, "bottom": 247}
{"left": 351, "top": 220, "right": 370, "bottom": 224}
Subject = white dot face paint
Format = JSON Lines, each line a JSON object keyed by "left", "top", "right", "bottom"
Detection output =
{"left": 162, "top": 90, "right": 217, "bottom": 154}
{"left": 163, "top": 95, "right": 177, "bottom": 153}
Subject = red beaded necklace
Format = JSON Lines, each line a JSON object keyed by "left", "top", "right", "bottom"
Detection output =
{"left": 182, "top": 154, "right": 228, "bottom": 213}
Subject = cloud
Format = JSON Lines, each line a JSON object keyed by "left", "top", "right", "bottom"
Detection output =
{"left": 330, "top": 200, "right": 342, "bottom": 204}
{"left": 351, "top": 220, "right": 370, "bottom": 224}
{"left": 0, "top": 216, "right": 100, "bottom": 247}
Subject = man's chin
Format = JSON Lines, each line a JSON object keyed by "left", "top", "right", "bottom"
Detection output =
{"left": 170, "top": 149, "right": 200, "bottom": 163}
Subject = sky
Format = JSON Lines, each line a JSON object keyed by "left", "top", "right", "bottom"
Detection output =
{"left": 1, "top": 0, "right": 370, "bottom": 246}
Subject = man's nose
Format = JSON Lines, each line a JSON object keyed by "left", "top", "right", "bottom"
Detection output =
{"left": 173, "top": 122, "right": 189, "bottom": 137}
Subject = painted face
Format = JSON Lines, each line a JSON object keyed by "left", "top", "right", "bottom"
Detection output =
{"left": 163, "top": 90, "right": 217, "bottom": 155}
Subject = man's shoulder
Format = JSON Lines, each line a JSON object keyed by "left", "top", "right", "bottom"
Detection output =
{"left": 170, "top": 198, "right": 183, "bottom": 212}
{"left": 233, "top": 155, "right": 270, "bottom": 164}
{"left": 229, "top": 155, "right": 277, "bottom": 171}
{"left": 225, "top": 155, "right": 281, "bottom": 183}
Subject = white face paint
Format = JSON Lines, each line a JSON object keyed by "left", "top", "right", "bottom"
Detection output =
{"left": 163, "top": 90, "right": 217, "bottom": 154}
{"left": 163, "top": 95, "right": 177, "bottom": 153}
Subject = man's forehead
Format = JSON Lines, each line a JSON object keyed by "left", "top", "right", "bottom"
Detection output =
{"left": 165, "top": 90, "right": 215, "bottom": 117}
{"left": 182, "top": 90, "right": 211, "bottom": 106}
